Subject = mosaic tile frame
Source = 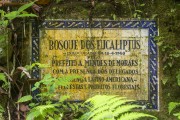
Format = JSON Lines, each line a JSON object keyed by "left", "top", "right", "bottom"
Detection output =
{"left": 31, "top": 20, "right": 159, "bottom": 110}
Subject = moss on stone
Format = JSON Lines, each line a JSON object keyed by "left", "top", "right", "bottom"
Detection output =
{"left": 43, "top": 1, "right": 90, "bottom": 19}
{"left": 93, "top": 2, "right": 115, "bottom": 18}
{"left": 0, "top": 30, "right": 12, "bottom": 66}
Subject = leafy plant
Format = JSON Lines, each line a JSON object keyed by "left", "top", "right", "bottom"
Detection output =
{"left": 0, "top": 2, "right": 37, "bottom": 42}
{"left": 0, "top": 105, "right": 4, "bottom": 113}
{"left": 25, "top": 74, "right": 82, "bottom": 120}
{"left": 79, "top": 95, "right": 157, "bottom": 120}
{"left": 168, "top": 69, "right": 180, "bottom": 119}
{"left": 4, "top": 2, "right": 37, "bottom": 21}
{"left": 31, "top": 73, "right": 81, "bottom": 101}
{"left": 0, "top": 73, "right": 8, "bottom": 89}
{"left": 169, "top": 102, "right": 180, "bottom": 119}
{"left": 17, "top": 95, "right": 33, "bottom": 103}
{"left": 27, "top": 104, "right": 61, "bottom": 120}
{"left": 176, "top": 70, "right": 180, "bottom": 86}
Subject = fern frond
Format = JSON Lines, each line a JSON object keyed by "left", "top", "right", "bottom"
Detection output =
{"left": 118, "top": 112, "right": 157, "bottom": 120}
{"left": 79, "top": 112, "right": 92, "bottom": 120}
{"left": 79, "top": 95, "right": 157, "bottom": 120}
{"left": 110, "top": 99, "right": 135, "bottom": 110}
{"left": 86, "top": 95, "right": 117, "bottom": 105}
{"left": 113, "top": 105, "right": 141, "bottom": 117}
{"left": 26, "top": 110, "right": 41, "bottom": 120}
{"left": 91, "top": 111, "right": 114, "bottom": 120}
{"left": 35, "top": 104, "right": 58, "bottom": 115}
{"left": 107, "top": 97, "right": 127, "bottom": 106}
{"left": 27, "top": 104, "right": 59, "bottom": 120}
{"left": 85, "top": 95, "right": 120, "bottom": 111}
{"left": 88, "top": 105, "right": 110, "bottom": 119}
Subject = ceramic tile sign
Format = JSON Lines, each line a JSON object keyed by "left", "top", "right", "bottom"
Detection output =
{"left": 31, "top": 20, "right": 159, "bottom": 110}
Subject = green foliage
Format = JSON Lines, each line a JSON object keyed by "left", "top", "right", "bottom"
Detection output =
{"left": 3, "top": 2, "right": 37, "bottom": 20}
{"left": 25, "top": 62, "right": 50, "bottom": 71}
{"left": 21, "top": 62, "right": 50, "bottom": 78}
{"left": 55, "top": 0, "right": 63, "bottom": 4}
{"left": 26, "top": 104, "right": 60, "bottom": 120}
{"left": 27, "top": 74, "right": 82, "bottom": 119}
{"left": 176, "top": 70, "right": 180, "bottom": 86}
{"left": 0, "top": 105, "right": 4, "bottom": 113}
{"left": 31, "top": 74, "right": 81, "bottom": 96}
{"left": 0, "top": 73, "right": 8, "bottom": 89}
{"left": 168, "top": 102, "right": 180, "bottom": 119}
{"left": 118, "top": 112, "right": 157, "bottom": 120}
{"left": 31, "top": 73, "right": 81, "bottom": 103}
{"left": 79, "top": 95, "right": 157, "bottom": 120}
{"left": 18, "top": 2, "right": 35, "bottom": 13}
{"left": 17, "top": 95, "right": 33, "bottom": 103}
{"left": 0, "top": 73, "right": 7, "bottom": 85}
{"left": 0, "top": 2, "right": 37, "bottom": 42}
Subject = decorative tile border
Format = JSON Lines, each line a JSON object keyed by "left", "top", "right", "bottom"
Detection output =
{"left": 31, "top": 20, "right": 158, "bottom": 110}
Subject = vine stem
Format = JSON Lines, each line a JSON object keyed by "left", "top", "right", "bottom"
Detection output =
{"left": 6, "top": 6, "right": 11, "bottom": 120}
{"left": 6, "top": 27, "right": 11, "bottom": 120}
{"left": 126, "top": 0, "right": 133, "bottom": 18}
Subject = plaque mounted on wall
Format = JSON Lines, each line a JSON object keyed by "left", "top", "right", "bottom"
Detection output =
{"left": 31, "top": 20, "right": 159, "bottom": 110}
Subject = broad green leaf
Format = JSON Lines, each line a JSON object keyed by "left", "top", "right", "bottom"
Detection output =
{"left": 157, "top": 41, "right": 163, "bottom": 46}
{"left": 31, "top": 86, "right": 38, "bottom": 91}
{"left": 18, "top": 13, "right": 37, "bottom": 18}
{"left": 113, "top": 14, "right": 116, "bottom": 20}
{"left": 47, "top": 117, "right": 54, "bottom": 120}
{"left": 152, "top": 14, "right": 158, "bottom": 19}
{"left": 168, "top": 62, "right": 173, "bottom": 67}
{"left": 4, "top": 11, "right": 18, "bottom": 20}
{"left": 135, "top": 10, "right": 142, "bottom": 13}
{"left": 0, "top": 10, "right": 5, "bottom": 17}
{"left": 18, "top": 2, "right": 34, "bottom": 13}
{"left": 140, "top": 4, "right": 145, "bottom": 6}
{"left": 133, "top": 13, "right": 137, "bottom": 18}
{"left": 34, "top": 82, "right": 40, "bottom": 88}
{"left": 17, "top": 95, "right": 33, "bottom": 103}
{"left": 169, "top": 102, "right": 180, "bottom": 114}
{"left": 176, "top": 71, "right": 180, "bottom": 86}
{"left": 25, "top": 63, "right": 49, "bottom": 71}
{"left": 173, "top": 112, "right": 180, "bottom": 117}
{"left": 35, "top": 63, "right": 50, "bottom": 68}
{"left": 0, "top": 105, "right": 4, "bottom": 113}
{"left": 0, "top": 73, "right": 6, "bottom": 81}
{"left": 0, "top": 73, "right": 7, "bottom": 84}
{"left": 42, "top": 74, "right": 52, "bottom": 81}
{"left": 0, "top": 20, "right": 8, "bottom": 27}
{"left": 162, "top": 76, "right": 168, "bottom": 85}
{"left": 49, "top": 83, "right": 55, "bottom": 93}
{"left": 29, "top": 103, "right": 36, "bottom": 108}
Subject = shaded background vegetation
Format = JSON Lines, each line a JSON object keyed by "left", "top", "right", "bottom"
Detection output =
{"left": 0, "top": 0, "right": 180, "bottom": 119}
